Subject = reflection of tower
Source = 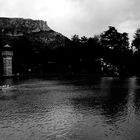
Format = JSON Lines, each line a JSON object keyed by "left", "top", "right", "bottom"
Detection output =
{"left": 1, "top": 44, "right": 13, "bottom": 76}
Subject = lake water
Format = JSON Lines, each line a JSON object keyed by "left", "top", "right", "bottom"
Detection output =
{"left": 0, "top": 75, "right": 140, "bottom": 140}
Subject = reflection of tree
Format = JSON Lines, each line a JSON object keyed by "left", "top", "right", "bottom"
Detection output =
{"left": 99, "top": 79, "right": 128, "bottom": 124}
{"left": 71, "top": 77, "right": 105, "bottom": 110}
{"left": 133, "top": 79, "right": 140, "bottom": 118}
{"left": 72, "top": 78, "right": 129, "bottom": 124}
{"left": 134, "top": 89, "right": 140, "bottom": 119}
{"left": 1, "top": 78, "right": 14, "bottom": 86}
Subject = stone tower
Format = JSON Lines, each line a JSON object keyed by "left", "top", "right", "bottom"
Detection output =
{"left": 1, "top": 44, "right": 13, "bottom": 76}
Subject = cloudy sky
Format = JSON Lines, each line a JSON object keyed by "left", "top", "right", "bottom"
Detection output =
{"left": 0, "top": 0, "right": 140, "bottom": 39}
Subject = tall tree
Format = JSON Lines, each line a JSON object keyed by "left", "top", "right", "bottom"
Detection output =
{"left": 132, "top": 28, "right": 140, "bottom": 51}
{"left": 100, "top": 26, "right": 130, "bottom": 74}
{"left": 131, "top": 28, "right": 140, "bottom": 75}
{"left": 100, "top": 26, "right": 129, "bottom": 51}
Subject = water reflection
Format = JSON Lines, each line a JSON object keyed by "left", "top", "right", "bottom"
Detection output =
{"left": 0, "top": 76, "right": 140, "bottom": 140}
{"left": 72, "top": 78, "right": 129, "bottom": 124}
{"left": 101, "top": 78, "right": 129, "bottom": 123}
{"left": 133, "top": 78, "right": 140, "bottom": 119}
{"left": 0, "top": 78, "right": 14, "bottom": 86}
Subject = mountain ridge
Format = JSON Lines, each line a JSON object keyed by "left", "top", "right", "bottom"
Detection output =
{"left": 0, "top": 17, "right": 51, "bottom": 34}
{"left": 0, "top": 17, "right": 70, "bottom": 49}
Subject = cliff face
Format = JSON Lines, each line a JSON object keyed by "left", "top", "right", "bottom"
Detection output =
{"left": 0, "top": 17, "right": 51, "bottom": 35}
{"left": 0, "top": 17, "right": 71, "bottom": 74}
{"left": 0, "top": 17, "right": 70, "bottom": 49}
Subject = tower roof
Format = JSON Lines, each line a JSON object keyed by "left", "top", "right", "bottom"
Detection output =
{"left": 3, "top": 44, "right": 11, "bottom": 48}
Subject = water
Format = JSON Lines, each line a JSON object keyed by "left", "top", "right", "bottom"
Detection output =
{"left": 0, "top": 76, "right": 140, "bottom": 140}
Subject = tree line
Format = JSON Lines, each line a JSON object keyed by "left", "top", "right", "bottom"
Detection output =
{"left": 2, "top": 25, "right": 140, "bottom": 76}
{"left": 64, "top": 26, "right": 140, "bottom": 76}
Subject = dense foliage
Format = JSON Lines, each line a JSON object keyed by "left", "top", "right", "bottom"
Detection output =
{"left": 0, "top": 18, "right": 140, "bottom": 76}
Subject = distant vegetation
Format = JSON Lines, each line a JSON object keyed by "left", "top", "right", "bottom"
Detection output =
{"left": 1, "top": 18, "right": 140, "bottom": 76}
{"left": 49, "top": 26, "right": 140, "bottom": 76}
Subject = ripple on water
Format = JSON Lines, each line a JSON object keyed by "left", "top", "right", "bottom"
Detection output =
{"left": 0, "top": 77, "right": 140, "bottom": 140}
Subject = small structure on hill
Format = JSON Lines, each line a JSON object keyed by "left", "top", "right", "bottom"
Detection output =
{"left": 1, "top": 44, "right": 13, "bottom": 76}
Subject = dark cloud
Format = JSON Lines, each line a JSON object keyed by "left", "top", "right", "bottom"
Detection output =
{"left": 0, "top": 0, "right": 140, "bottom": 39}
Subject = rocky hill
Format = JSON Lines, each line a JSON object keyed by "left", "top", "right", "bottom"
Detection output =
{"left": 0, "top": 17, "right": 70, "bottom": 49}
{"left": 0, "top": 17, "right": 71, "bottom": 74}
{"left": 0, "top": 17, "right": 51, "bottom": 34}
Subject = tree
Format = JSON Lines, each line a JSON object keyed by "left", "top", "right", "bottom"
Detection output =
{"left": 100, "top": 26, "right": 130, "bottom": 75}
{"left": 71, "top": 34, "right": 80, "bottom": 43}
{"left": 80, "top": 36, "right": 88, "bottom": 43}
{"left": 100, "top": 26, "right": 129, "bottom": 51}
{"left": 131, "top": 28, "right": 140, "bottom": 75}
{"left": 132, "top": 28, "right": 140, "bottom": 51}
